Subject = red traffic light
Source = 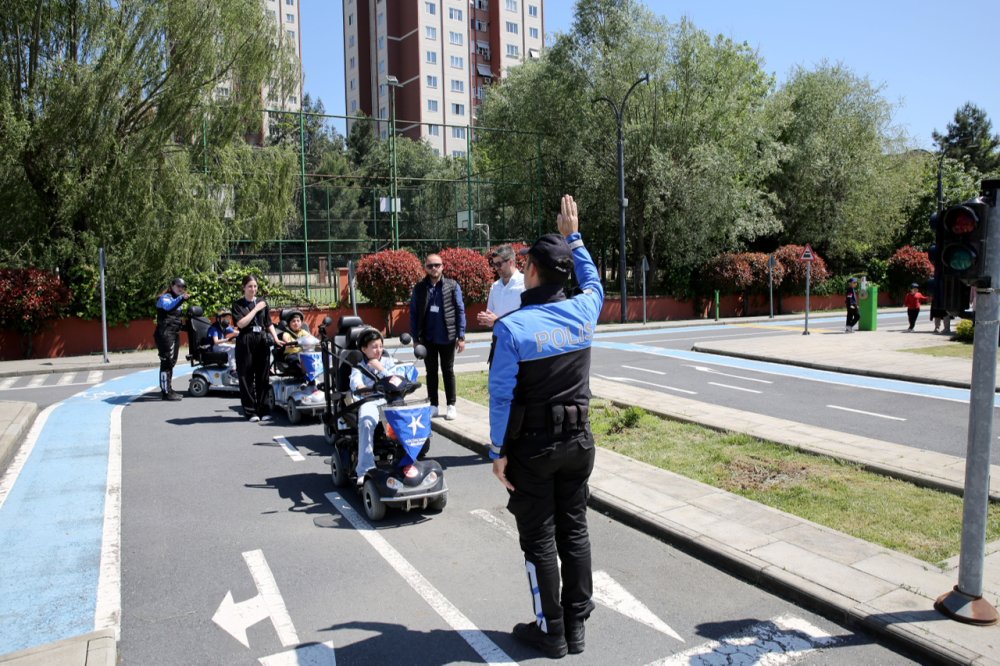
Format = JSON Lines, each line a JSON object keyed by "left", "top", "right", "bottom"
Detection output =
{"left": 943, "top": 206, "right": 979, "bottom": 235}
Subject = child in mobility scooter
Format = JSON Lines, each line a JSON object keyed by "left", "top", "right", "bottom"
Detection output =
{"left": 268, "top": 309, "right": 325, "bottom": 424}
{"left": 186, "top": 306, "right": 240, "bottom": 397}
{"left": 320, "top": 316, "right": 447, "bottom": 521}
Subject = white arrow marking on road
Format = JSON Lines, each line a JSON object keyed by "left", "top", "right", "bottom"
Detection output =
{"left": 708, "top": 382, "right": 762, "bottom": 394}
{"left": 622, "top": 365, "right": 666, "bottom": 376}
{"left": 827, "top": 405, "right": 906, "bottom": 421}
{"left": 272, "top": 435, "right": 306, "bottom": 461}
{"left": 595, "top": 374, "right": 698, "bottom": 395}
{"left": 259, "top": 641, "right": 336, "bottom": 665}
{"left": 646, "top": 614, "right": 836, "bottom": 665}
{"left": 327, "top": 492, "right": 516, "bottom": 666}
{"left": 472, "top": 510, "right": 684, "bottom": 643}
{"left": 213, "top": 549, "right": 299, "bottom": 649}
{"left": 684, "top": 365, "right": 773, "bottom": 384}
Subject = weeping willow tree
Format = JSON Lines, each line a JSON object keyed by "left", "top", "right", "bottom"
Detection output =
{"left": 0, "top": 0, "right": 299, "bottom": 320}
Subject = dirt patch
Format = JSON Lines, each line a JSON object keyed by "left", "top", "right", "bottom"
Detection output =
{"left": 724, "top": 456, "right": 810, "bottom": 491}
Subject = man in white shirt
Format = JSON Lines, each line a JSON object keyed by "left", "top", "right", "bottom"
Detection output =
{"left": 478, "top": 244, "right": 526, "bottom": 328}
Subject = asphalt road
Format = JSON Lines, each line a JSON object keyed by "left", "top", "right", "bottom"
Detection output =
{"left": 113, "top": 387, "right": 923, "bottom": 665}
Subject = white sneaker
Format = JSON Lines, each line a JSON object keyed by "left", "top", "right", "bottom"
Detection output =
{"left": 248, "top": 415, "right": 260, "bottom": 423}
{"left": 260, "top": 414, "right": 273, "bottom": 422}
{"left": 845, "top": 326, "right": 851, "bottom": 333}
{"left": 445, "top": 405, "right": 457, "bottom": 420}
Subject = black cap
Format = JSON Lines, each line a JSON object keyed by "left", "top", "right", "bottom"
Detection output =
{"left": 910, "top": 282, "right": 919, "bottom": 288}
{"left": 171, "top": 277, "right": 187, "bottom": 289}
{"left": 519, "top": 234, "right": 573, "bottom": 277}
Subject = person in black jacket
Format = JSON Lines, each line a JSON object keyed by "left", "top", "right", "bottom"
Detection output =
{"left": 845, "top": 277, "right": 860, "bottom": 333}
{"left": 409, "top": 254, "right": 466, "bottom": 420}
{"left": 154, "top": 277, "right": 189, "bottom": 401}
{"left": 489, "top": 195, "right": 604, "bottom": 658}
{"left": 231, "top": 274, "right": 283, "bottom": 422}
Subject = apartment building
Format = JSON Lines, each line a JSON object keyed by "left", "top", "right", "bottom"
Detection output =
{"left": 259, "top": 0, "right": 305, "bottom": 141}
{"left": 343, "top": 0, "right": 544, "bottom": 157}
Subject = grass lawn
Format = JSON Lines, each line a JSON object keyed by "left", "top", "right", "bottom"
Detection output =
{"left": 905, "top": 343, "right": 973, "bottom": 360}
{"left": 455, "top": 371, "right": 1000, "bottom": 566}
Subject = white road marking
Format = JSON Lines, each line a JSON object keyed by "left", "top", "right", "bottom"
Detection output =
{"left": 56, "top": 372, "right": 76, "bottom": 385}
{"left": 827, "top": 405, "right": 906, "bottom": 421}
{"left": 634, "top": 331, "right": 781, "bottom": 344}
{"left": 0, "top": 377, "right": 16, "bottom": 389}
{"left": 472, "top": 511, "right": 684, "bottom": 642}
{"left": 622, "top": 365, "right": 666, "bottom": 376}
{"left": 272, "top": 436, "right": 306, "bottom": 461}
{"left": 259, "top": 641, "right": 336, "bottom": 665}
{"left": 326, "top": 492, "right": 516, "bottom": 665}
{"left": 708, "top": 382, "right": 762, "bottom": 394}
{"left": 0, "top": 380, "right": 95, "bottom": 392}
{"left": 0, "top": 404, "right": 56, "bottom": 510}
{"left": 648, "top": 614, "right": 836, "bottom": 665}
{"left": 213, "top": 550, "right": 300, "bottom": 649}
{"left": 86, "top": 371, "right": 104, "bottom": 384}
{"left": 94, "top": 405, "right": 124, "bottom": 638}
{"left": 596, "top": 374, "right": 697, "bottom": 395}
{"left": 25, "top": 375, "right": 46, "bottom": 388}
{"left": 684, "top": 365, "right": 773, "bottom": 384}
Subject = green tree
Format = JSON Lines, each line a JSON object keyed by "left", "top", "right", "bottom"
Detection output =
{"left": 0, "top": 0, "right": 299, "bottom": 319}
{"left": 932, "top": 102, "right": 1000, "bottom": 175}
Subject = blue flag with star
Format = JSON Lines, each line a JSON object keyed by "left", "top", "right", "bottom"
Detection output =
{"left": 380, "top": 403, "right": 433, "bottom": 465}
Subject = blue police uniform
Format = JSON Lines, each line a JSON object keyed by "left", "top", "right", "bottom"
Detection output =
{"left": 154, "top": 290, "right": 186, "bottom": 397}
{"left": 488, "top": 231, "right": 603, "bottom": 643}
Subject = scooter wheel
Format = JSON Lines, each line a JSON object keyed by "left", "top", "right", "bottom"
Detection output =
{"left": 428, "top": 493, "right": 448, "bottom": 512}
{"left": 330, "top": 450, "right": 348, "bottom": 488}
{"left": 188, "top": 376, "right": 209, "bottom": 398}
{"left": 286, "top": 399, "right": 301, "bottom": 425}
{"left": 362, "top": 479, "right": 387, "bottom": 521}
{"left": 264, "top": 386, "right": 275, "bottom": 412}
{"left": 323, "top": 421, "right": 335, "bottom": 445}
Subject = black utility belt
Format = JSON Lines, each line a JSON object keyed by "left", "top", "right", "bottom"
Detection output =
{"left": 507, "top": 403, "right": 590, "bottom": 439}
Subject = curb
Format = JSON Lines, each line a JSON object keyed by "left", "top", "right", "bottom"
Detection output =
{"left": 0, "top": 630, "right": 115, "bottom": 666}
{"left": 0, "top": 402, "right": 38, "bottom": 478}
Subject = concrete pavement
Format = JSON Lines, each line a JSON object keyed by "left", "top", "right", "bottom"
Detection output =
{"left": 2, "top": 312, "right": 999, "bottom": 664}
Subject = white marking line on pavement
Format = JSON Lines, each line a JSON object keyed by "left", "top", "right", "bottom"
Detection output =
{"left": 596, "top": 374, "right": 697, "bottom": 395}
{"left": 684, "top": 364, "right": 773, "bottom": 384}
{"left": 244, "top": 549, "right": 300, "bottom": 647}
{"left": 0, "top": 404, "right": 56, "bottom": 510}
{"left": 622, "top": 365, "right": 666, "bottom": 375}
{"left": 708, "top": 382, "right": 762, "bottom": 394}
{"left": 0, "top": 377, "right": 16, "bottom": 389}
{"left": 0, "top": 381, "right": 94, "bottom": 392}
{"left": 471, "top": 510, "right": 684, "bottom": 643}
{"left": 827, "top": 405, "right": 906, "bottom": 421}
{"left": 326, "top": 492, "right": 516, "bottom": 665}
{"left": 86, "top": 371, "right": 104, "bottom": 384}
{"left": 636, "top": 331, "right": 781, "bottom": 345}
{"left": 259, "top": 641, "right": 336, "bottom": 665}
{"left": 56, "top": 372, "right": 76, "bottom": 385}
{"left": 25, "top": 375, "right": 46, "bottom": 388}
{"left": 94, "top": 404, "right": 124, "bottom": 637}
{"left": 647, "top": 614, "right": 837, "bottom": 665}
{"left": 272, "top": 436, "right": 306, "bottom": 462}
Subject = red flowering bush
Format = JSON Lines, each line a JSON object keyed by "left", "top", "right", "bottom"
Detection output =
{"left": 488, "top": 242, "right": 529, "bottom": 273}
{"left": 699, "top": 253, "right": 752, "bottom": 294}
{"left": 775, "top": 245, "right": 829, "bottom": 293}
{"left": 744, "top": 252, "right": 786, "bottom": 292}
{"left": 887, "top": 245, "right": 933, "bottom": 296}
{"left": 440, "top": 247, "right": 493, "bottom": 304}
{"left": 355, "top": 249, "right": 424, "bottom": 309}
{"left": 0, "top": 268, "right": 73, "bottom": 357}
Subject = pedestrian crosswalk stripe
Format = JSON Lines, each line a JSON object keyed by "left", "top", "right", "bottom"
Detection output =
{"left": 86, "top": 371, "right": 103, "bottom": 384}
{"left": 56, "top": 373, "right": 76, "bottom": 386}
{"left": 0, "top": 378, "right": 16, "bottom": 390}
{"left": 25, "top": 376, "right": 46, "bottom": 388}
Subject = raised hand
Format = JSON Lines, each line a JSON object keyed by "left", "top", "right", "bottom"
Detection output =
{"left": 556, "top": 194, "right": 578, "bottom": 237}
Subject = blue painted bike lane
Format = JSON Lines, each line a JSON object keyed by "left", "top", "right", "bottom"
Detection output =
{"left": 0, "top": 367, "right": 187, "bottom": 655}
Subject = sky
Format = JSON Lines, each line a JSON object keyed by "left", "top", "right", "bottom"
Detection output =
{"left": 300, "top": 0, "right": 998, "bottom": 149}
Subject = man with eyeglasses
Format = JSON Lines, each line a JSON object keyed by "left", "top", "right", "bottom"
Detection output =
{"left": 479, "top": 244, "right": 526, "bottom": 328}
{"left": 409, "top": 253, "right": 466, "bottom": 420}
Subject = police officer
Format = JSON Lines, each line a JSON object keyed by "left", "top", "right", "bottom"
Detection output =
{"left": 489, "top": 195, "right": 603, "bottom": 659}
{"left": 154, "top": 277, "right": 190, "bottom": 401}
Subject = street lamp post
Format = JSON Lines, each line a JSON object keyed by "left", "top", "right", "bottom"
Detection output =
{"left": 594, "top": 74, "right": 649, "bottom": 323}
{"left": 385, "top": 75, "right": 403, "bottom": 249}
{"left": 474, "top": 223, "right": 490, "bottom": 251}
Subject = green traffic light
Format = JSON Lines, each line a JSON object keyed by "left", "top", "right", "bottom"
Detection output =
{"left": 943, "top": 245, "right": 976, "bottom": 271}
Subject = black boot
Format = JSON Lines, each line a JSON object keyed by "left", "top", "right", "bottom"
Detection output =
{"left": 565, "top": 619, "right": 585, "bottom": 654}
{"left": 512, "top": 622, "right": 567, "bottom": 659}
{"left": 162, "top": 391, "right": 181, "bottom": 401}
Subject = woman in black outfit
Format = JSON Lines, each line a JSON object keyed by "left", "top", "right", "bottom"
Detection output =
{"left": 231, "top": 274, "right": 283, "bottom": 421}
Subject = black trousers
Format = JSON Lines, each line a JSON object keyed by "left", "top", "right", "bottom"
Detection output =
{"left": 907, "top": 308, "right": 919, "bottom": 329}
{"left": 423, "top": 341, "right": 456, "bottom": 407}
{"left": 505, "top": 432, "right": 597, "bottom": 636}
{"left": 236, "top": 333, "right": 272, "bottom": 417}
{"left": 846, "top": 307, "right": 860, "bottom": 329}
{"left": 154, "top": 328, "right": 180, "bottom": 394}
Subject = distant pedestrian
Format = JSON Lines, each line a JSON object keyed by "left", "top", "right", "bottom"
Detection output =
{"left": 844, "top": 277, "right": 860, "bottom": 333}
{"left": 154, "top": 277, "right": 190, "bottom": 400}
{"left": 409, "top": 253, "right": 466, "bottom": 420}
{"left": 904, "top": 283, "right": 929, "bottom": 332}
{"left": 478, "top": 244, "right": 525, "bottom": 365}
{"left": 231, "top": 275, "right": 283, "bottom": 422}
{"left": 929, "top": 280, "right": 951, "bottom": 335}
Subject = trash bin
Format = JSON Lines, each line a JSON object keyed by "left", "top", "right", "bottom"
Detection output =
{"left": 859, "top": 284, "right": 878, "bottom": 331}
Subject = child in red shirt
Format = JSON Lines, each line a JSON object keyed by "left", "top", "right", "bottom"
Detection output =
{"left": 904, "top": 283, "right": 929, "bottom": 332}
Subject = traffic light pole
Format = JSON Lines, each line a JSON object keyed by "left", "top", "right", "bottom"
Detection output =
{"left": 935, "top": 181, "right": 1000, "bottom": 625}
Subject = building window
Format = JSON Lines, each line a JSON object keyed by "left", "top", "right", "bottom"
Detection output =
{"left": 449, "top": 31, "right": 463, "bottom": 45}
{"left": 286, "top": 29, "right": 295, "bottom": 40}
{"left": 428, "top": 125, "right": 440, "bottom": 136}
{"left": 351, "top": 100, "right": 358, "bottom": 112}
{"left": 449, "top": 7, "right": 463, "bottom": 20}
{"left": 286, "top": 0, "right": 294, "bottom": 5}
{"left": 378, "top": 12, "right": 384, "bottom": 25}
{"left": 426, "top": 26, "right": 437, "bottom": 39}
{"left": 427, "top": 75, "right": 438, "bottom": 88}
{"left": 428, "top": 99, "right": 439, "bottom": 112}
{"left": 528, "top": 4, "right": 538, "bottom": 17}
{"left": 452, "top": 127, "right": 466, "bottom": 139}
{"left": 451, "top": 103, "right": 465, "bottom": 115}
{"left": 350, "top": 78, "right": 356, "bottom": 90}
{"left": 286, "top": 13, "right": 294, "bottom": 22}
{"left": 474, "top": 19, "right": 487, "bottom": 32}
{"left": 476, "top": 0, "right": 489, "bottom": 9}
{"left": 266, "top": 9, "right": 276, "bottom": 19}
{"left": 217, "top": 87, "right": 230, "bottom": 98}
{"left": 452, "top": 150, "right": 466, "bottom": 158}
{"left": 289, "top": 95, "right": 298, "bottom": 105}
{"left": 349, "top": 35, "right": 355, "bottom": 47}
{"left": 349, "top": 56, "right": 355, "bottom": 69}
{"left": 450, "top": 79, "right": 464, "bottom": 92}
{"left": 506, "top": 43, "right": 519, "bottom": 57}
{"left": 378, "top": 36, "right": 385, "bottom": 50}
{"left": 348, "top": 13, "right": 353, "bottom": 26}
{"left": 506, "top": 21, "right": 518, "bottom": 34}
{"left": 450, "top": 55, "right": 463, "bottom": 69}
{"left": 529, "top": 26, "right": 539, "bottom": 39}
{"left": 505, "top": 0, "right": 517, "bottom": 10}
{"left": 378, "top": 59, "right": 386, "bottom": 73}
{"left": 425, "top": 1, "right": 436, "bottom": 14}
{"left": 427, "top": 51, "right": 437, "bottom": 64}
